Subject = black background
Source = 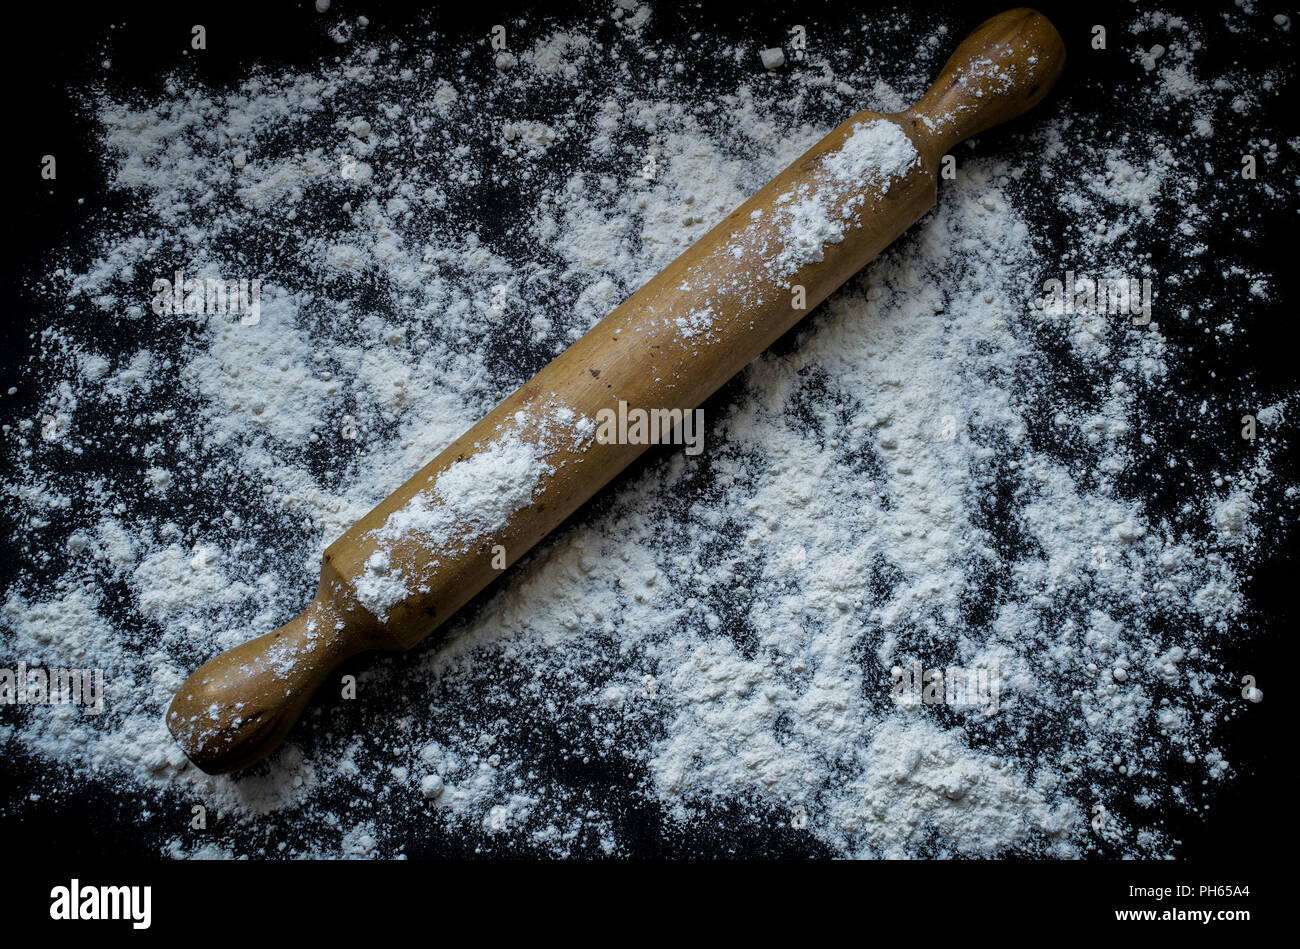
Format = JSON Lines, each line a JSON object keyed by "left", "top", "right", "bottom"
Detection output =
{"left": 0, "top": 0, "right": 1291, "bottom": 910}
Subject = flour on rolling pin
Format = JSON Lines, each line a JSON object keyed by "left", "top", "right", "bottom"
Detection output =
{"left": 758, "top": 120, "right": 919, "bottom": 276}
{"left": 643, "top": 120, "right": 922, "bottom": 343}
{"left": 355, "top": 406, "right": 596, "bottom": 621}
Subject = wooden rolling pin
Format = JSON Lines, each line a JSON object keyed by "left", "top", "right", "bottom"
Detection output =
{"left": 168, "top": 8, "right": 1064, "bottom": 774}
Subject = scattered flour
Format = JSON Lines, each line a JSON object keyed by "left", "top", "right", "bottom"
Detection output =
{"left": 1, "top": 4, "right": 1292, "bottom": 859}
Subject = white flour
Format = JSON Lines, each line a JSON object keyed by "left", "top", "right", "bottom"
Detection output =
{"left": 766, "top": 119, "right": 920, "bottom": 277}
{"left": 2, "top": 3, "right": 1292, "bottom": 858}
{"left": 358, "top": 407, "right": 592, "bottom": 619}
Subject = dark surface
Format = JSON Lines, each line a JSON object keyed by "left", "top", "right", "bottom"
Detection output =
{"left": 0, "top": 0, "right": 1292, "bottom": 870}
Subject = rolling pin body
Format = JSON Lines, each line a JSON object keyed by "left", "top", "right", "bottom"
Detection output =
{"left": 168, "top": 9, "right": 1064, "bottom": 773}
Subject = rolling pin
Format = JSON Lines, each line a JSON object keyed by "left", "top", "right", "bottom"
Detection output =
{"left": 168, "top": 8, "right": 1065, "bottom": 774}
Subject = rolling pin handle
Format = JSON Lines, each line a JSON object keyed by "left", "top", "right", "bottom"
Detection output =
{"left": 165, "top": 568, "right": 380, "bottom": 774}
{"left": 904, "top": 8, "right": 1065, "bottom": 158}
